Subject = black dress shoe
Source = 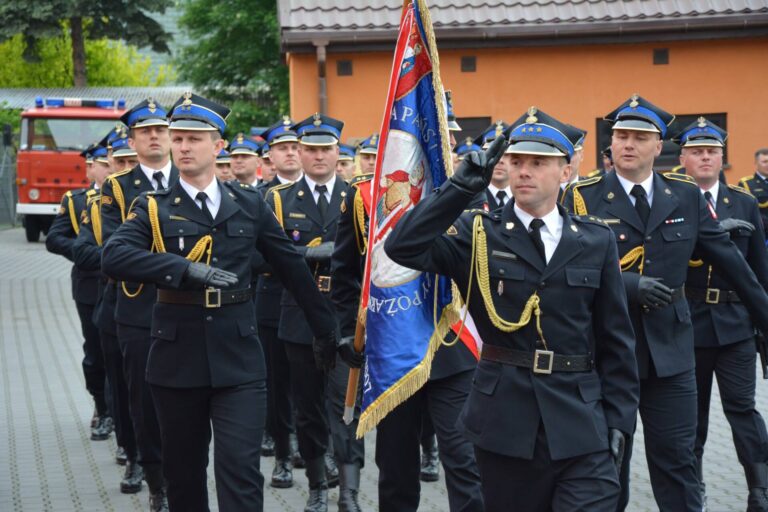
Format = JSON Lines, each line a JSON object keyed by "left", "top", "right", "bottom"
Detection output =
{"left": 271, "top": 458, "right": 294, "bottom": 488}
{"left": 325, "top": 453, "right": 339, "bottom": 489}
{"left": 305, "top": 486, "right": 328, "bottom": 512}
{"left": 262, "top": 431, "right": 275, "bottom": 457}
{"left": 338, "top": 463, "right": 362, "bottom": 512}
{"left": 120, "top": 460, "right": 144, "bottom": 494}
{"left": 115, "top": 446, "right": 127, "bottom": 466}
{"left": 149, "top": 488, "right": 169, "bottom": 512}
{"left": 748, "top": 487, "right": 768, "bottom": 512}
{"left": 420, "top": 445, "right": 439, "bottom": 482}
{"left": 90, "top": 416, "right": 112, "bottom": 441}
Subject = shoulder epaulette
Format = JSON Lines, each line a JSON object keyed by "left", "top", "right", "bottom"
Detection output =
{"left": 85, "top": 188, "right": 97, "bottom": 197}
{"left": 107, "top": 167, "right": 133, "bottom": 182}
{"left": 661, "top": 172, "right": 696, "bottom": 185}
{"left": 573, "top": 175, "right": 603, "bottom": 189}
{"left": 69, "top": 187, "right": 88, "bottom": 196}
{"left": 270, "top": 181, "right": 296, "bottom": 195}
{"left": 223, "top": 180, "right": 257, "bottom": 193}
{"left": 573, "top": 214, "right": 610, "bottom": 228}
{"left": 728, "top": 184, "right": 754, "bottom": 197}
{"left": 349, "top": 173, "right": 374, "bottom": 187}
{"left": 145, "top": 188, "right": 170, "bottom": 197}
{"left": 586, "top": 169, "right": 603, "bottom": 178}
{"left": 465, "top": 208, "right": 491, "bottom": 217}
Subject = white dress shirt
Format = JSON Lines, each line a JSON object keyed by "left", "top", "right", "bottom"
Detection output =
{"left": 140, "top": 161, "right": 173, "bottom": 190}
{"left": 179, "top": 177, "right": 221, "bottom": 219}
{"left": 304, "top": 174, "right": 336, "bottom": 205}
{"left": 616, "top": 172, "right": 654, "bottom": 207}
{"left": 514, "top": 204, "right": 563, "bottom": 264}
{"left": 700, "top": 180, "right": 720, "bottom": 210}
{"left": 488, "top": 183, "right": 512, "bottom": 206}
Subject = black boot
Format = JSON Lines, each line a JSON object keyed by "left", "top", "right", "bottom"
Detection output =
{"left": 325, "top": 452, "right": 339, "bottom": 489}
{"left": 696, "top": 456, "right": 707, "bottom": 512}
{"left": 304, "top": 456, "right": 328, "bottom": 512}
{"left": 420, "top": 436, "right": 439, "bottom": 482}
{"left": 90, "top": 416, "right": 113, "bottom": 441}
{"left": 120, "top": 460, "right": 144, "bottom": 494}
{"left": 746, "top": 463, "right": 768, "bottom": 512}
{"left": 144, "top": 464, "right": 169, "bottom": 512}
{"left": 291, "top": 433, "right": 305, "bottom": 468}
{"left": 271, "top": 458, "right": 294, "bottom": 488}
{"left": 262, "top": 431, "right": 275, "bottom": 457}
{"left": 115, "top": 446, "right": 127, "bottom": 466}
{"left": 338, "top": 463, "right": 362, "bottom": 512}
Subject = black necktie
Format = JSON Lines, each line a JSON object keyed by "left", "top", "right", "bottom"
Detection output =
{"left": 630, "top": 185, "right": 651, "bottom": 227}
{"left": 704, "top": 191, "right": 716, "bottom": 211}
{"left": 529, "top": 218, "right": 547, "bottom": 263}
{"left": 496, "top": 190, "right": 507, "bottom": 207}
{"left": 316, "top": 184, "right": 329, "bottom": 221}
{"left": 152, "top": 171, "right": 165, "bottom": 191}
{"left": 196, "top": 192, "right": 214, "bottom": 223}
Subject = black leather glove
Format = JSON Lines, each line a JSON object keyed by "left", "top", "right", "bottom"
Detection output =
{"left": 609, "top": 428, "right": 626, "bottom": 472}
{"left": 450, "top": 134, "right": 509, "bottom": 194}
{"left": 313, "top": 330, "right": 339, "bottom": 373}
{"left": 305, "top": 241, "right": 335, "bottom": 262}
{"left": 338, "top": 336, "right": 364, "bottom": 369}
{"left": 637, "top": 276, "right": 672, "bottom": 309}
{"left": 183, "top": 262, "right": 239, "bottom": 288}
{"left": 719, "top": 218, "right": 755, "bottom": 233}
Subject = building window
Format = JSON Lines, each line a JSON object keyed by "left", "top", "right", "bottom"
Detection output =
{"left": 461, "top": 56, "right": 476, "bottom": 73}
{"left": 337, "top": 60, "right": 353, "bottom": 76}
{"left": 595, "top": 113, "right": 728, "bottom": 172}
{"left": 454, "top": 117, "right": 491, "bottom": 142}
{"left": 653, "top": 48, "right": 669, "bottom": 65}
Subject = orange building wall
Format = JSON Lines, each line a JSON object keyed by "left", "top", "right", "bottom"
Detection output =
{"left": 288, "top": 37, "right": 768, "bottom": 180}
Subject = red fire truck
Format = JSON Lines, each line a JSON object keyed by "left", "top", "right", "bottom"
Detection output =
{"left": 16, "top": 97, "right": 126, "bottom": 241}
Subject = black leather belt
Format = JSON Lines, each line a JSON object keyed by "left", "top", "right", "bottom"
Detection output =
{"left": 157, "top": 288, "right": 252, "bottom": 308}
{"left": 316, "top": 275, "right": 331, "bottom": 293}
{"left": 481, "top": 344, "right": 593, "bottom": 375}
{"left": 686, "top": 286, "right": 741, "bottom": 304}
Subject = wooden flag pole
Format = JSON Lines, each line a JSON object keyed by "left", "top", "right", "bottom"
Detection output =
{"left": 342, "top": 315, "right": 366, "bottom": 424}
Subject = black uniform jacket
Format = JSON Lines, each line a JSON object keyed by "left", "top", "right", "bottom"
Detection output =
{"left": 100, "top": 164, "right": 179, "bottom": 328}
{"left": 687, "top": 184, "right": 768, "bottom": 347}
{"left": 332, "top": 175, "right": 477, "bottom": 380}
{"left": 266, "top": 175, "right": 348, "bottom": 345}
{"left": 737, "top": 173, "right": 768, "bottom": 240}
{"left": 254, "top": 175, "right": 285, "bottom": 327}
{"left": 46, "top": 187, "right": 100, "bottom": 305}
{"left": 385, "top": 181, "right": 640, "bottom": 461}
{"left": 563, "top": 171, "right": 768, "bottom": 378}
{"left": 101, "top": 179, "right": 337, "bottom": 388}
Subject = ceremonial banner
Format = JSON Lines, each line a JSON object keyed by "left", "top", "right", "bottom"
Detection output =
{"left": 357, "top": 0, "right": 456, "bottom": 436}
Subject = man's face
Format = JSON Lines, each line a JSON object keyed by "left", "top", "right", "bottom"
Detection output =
{"left": 360, "top": 153, "right": 376, "bottom": 174}
{"left": 85, "top": 162, "right": 95, "bottom": 182}
{"left": 215, "top": 163, "right": 233, "bottom": 181}
{"left": 300, "top": 144, "right": 339, "bottom": 181}
{"left": 602, "top": 154, "right": 613, "bottom": 172}
{"left": 129, "top": 125, "right": 171, "bottom": 162}
{"left": 508, "top": 153, "right": 570, "bottom": 211}
{"left": 270, "top": 142, "right": 301, "bottom": 174}
{"left": 230, "top": 153, "right": 259, "bottom": 183}
{"left": 261, "top": 160, "right": 276, "bottom": 182}
{"left": 170, "top": 130, "right": 224, "bottom": 178}
{"left": 114, "top": 155, "right": 138, "bottom": 172}
{"left": 92, "top": 161, "right": 114, "bottom": 188}
{"left": 336, "top": 160, "right": 355, "bottom": 180}
{"left": 492, "top": 154, "right": 511, "bottom": 185}
{"left": 680, "top": 146, "right": 723, "bottom": 183}
{"left": 756, "top": 153, "right": 768, "bottom": 175}
{"left": 570, "top": 149, "right": 584, "bottom": 179}
{"left": 611, "top": 129, "right": 662, "bottom": 176}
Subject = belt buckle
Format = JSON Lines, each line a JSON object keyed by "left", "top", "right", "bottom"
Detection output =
{"left": 533, "top": 349, "right": 554, "bottom": 375}
{"left": 317, "top": 276, "right": 331, "bottom": 293}
{"left": 205, "top": 288, "right": 222, "bottom": 308}
{"left": 705, "top": 288, "right": 720, "bottom": 304}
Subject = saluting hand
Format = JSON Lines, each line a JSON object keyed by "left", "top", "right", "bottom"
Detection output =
{"left": 450, "top": 134, "right": 509, "bottom": 194}
{"left": 183, "top": 262, "right": 239, "bottom": 288}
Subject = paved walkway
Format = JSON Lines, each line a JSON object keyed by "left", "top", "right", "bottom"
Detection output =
{"left": 0, "top": 226, "right": 764, "bottom": 511}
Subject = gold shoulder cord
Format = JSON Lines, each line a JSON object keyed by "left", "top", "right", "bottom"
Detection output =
{"left": 353, "top": 191, "right": 367, "bottom": 255}
{"left": 91, "top": 201, "right": 103, "bottom": 246}
{"left": 110, "top": 179, "right": 127, "bottom": 222}
{"left": 572, "top": 187, "right": 588, "bottom": 216}
{"left": 66, "top": 191, "right": 80, "bottom": 235}
{"left": 272, "top": 188, "right": 284, "bottom": 228}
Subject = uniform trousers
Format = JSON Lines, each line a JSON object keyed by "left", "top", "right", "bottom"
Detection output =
{"left": 284, "top": 342, "right": 329, "bottom": 461}
{"left": 618, "top": 368, "right": 701, "bottom": 512}
{"left": 259, "top": 323, "right": 294, "bottom": 459}
{"left": 695, "top": 338, "right": 768, "bottom": 468}
{"left": 376, "top": 369, "right": 483, "bottom": 512}
{"left": 117, "top": 323, "right": 163, "bottom": 468}
{"left": 75, "top": 301, "right": 107, "bottom": 414}
{"left": 151, "top": 380, "right": 266, "bottom": 512}
{"left": 325, "top": 354, "right": 365, "bottom": 466}
{"left": 100, "top": 329, "right": 137, "bottom": 459}
{"left": 474, "top": 424, "right": 619, "bottom": 512}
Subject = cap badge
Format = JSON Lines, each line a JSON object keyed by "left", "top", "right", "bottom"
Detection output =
{"left": 313, "top": 113, "right": 322, "bottom": 127}
{"left": 525, "top": 106, "right": 538, "bottom": 124}
{"left": 494, "top": 120, "right": 504, "bottom": 136}
{"left": 371, "top": 134, "right": 378, "bottom": 145}
{"left": 181, "top": 92, "right": 193, "bottom": 110}
{"left": 465, "top": 136, "right": 473, "bottom": 146}
{"left": 629, "top": 93, "right": 640, "bottom": 109}
{"left": 237, "top": 133, "right": 244, "bottom": 144}
{"left": 148, "top": 99, "right": 157, "bottom": 113}
{"left": 697, "top": 117, "right": 707, "bottom": 128}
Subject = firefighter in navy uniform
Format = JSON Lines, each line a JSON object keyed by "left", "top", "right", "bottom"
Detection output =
{"left": 563, "top": 94, "right": 768, "bottom": 512}
{"left": 674, "top": 118, "right": 768, "bottom": 512}
{"left": 72, "top": 143, "right": 143, "bottom": 494}
{"left": 266, "top": 113, "right": 361, "bottom": 512}
{"left": 102, "top": 93, "right": 339, "bottom": 512}
{"left": 45, "top": 151, "right": 111, "bottom": 441}
{"left": 737, "top": 148, "right": 768, "bottom": 241}
{"left": 385, "top": 108, "right": 640, "bottom": 512}
{"left": 100, "top": 98, "right": 178, "bottom": 511}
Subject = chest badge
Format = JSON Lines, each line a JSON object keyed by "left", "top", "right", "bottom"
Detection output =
{"left": 292, "top": 230, "right": 301, "bottom": 241}
{"left": 664, "top": 188, "right": 672, "bottom": 195}
{"left": 497, "top": 280, "right": 504, "bottom": 296}
{"left": 619, "top": 233, "right": 627, "bottom": 241}
{"left": 174, "top": 197, "right": 181, "bottom": 204}
{"left": 298, "top": 190, "right": 305, "bottom": 197}
{"left": 607, "top": 192, "right": 615, "bottom": 200}
{"left": 664, "top": 217, "right": 685, "bottom": 224}
{"left": 505, "top": 222, "right": 514, "bottom": 230}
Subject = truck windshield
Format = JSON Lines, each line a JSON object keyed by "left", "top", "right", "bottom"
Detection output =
{"left": 24, "top": 118, "right": 119, "bottom": 151}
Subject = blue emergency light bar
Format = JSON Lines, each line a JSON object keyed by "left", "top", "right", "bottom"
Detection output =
{"left": 34, "top": 97, "right": 126, "bottom": 109}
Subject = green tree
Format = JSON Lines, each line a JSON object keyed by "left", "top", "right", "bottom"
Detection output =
{"left": 0, "top": 33, "right": 176, "bottom": 87}
{"left": 178, "top": 0, "right": 288, "bottom": 135}
{"left": 0, "top": 1, "right": 173, "bottom": 86}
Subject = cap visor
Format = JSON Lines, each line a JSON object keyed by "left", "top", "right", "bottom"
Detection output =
{"left": 269, "top": 135, "right": 299, "bottom": 145}
{"left": 612, "top": 119, "right": 660, "bottom": 133}
{"left": 112, "top": 148, "right": 137, "bottom": 157}
{"left": 169, "top": 119, "right": 219, "bottom": 131}
{"left": 358, "top": 148, "right": 377, "bottom": 155}
{"left": 448, "top": 121, "right": 462, "bottom": 131}
{"left": 682, "top": 138, "right": 723, "bottom": 148}
{"left": 506, "top": 140, "right": 566, "bottom": 158}
{"left": 133, "top": 119, "right": 169, "bottom": 128}
{"left": 229, "top": 148, "right": 259, "bottom": 156}
{"left": 300, "top": 134, "right": 338, "bottom": 146}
